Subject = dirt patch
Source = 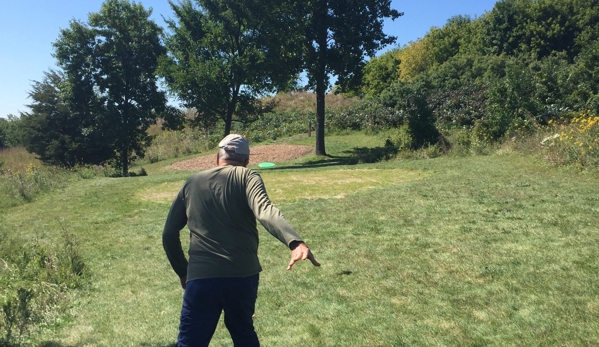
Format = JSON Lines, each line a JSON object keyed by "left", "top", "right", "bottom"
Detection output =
{"left": 169, "top": 144, "right": 314, "bottom": 171}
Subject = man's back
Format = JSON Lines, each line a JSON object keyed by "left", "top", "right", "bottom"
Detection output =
{"left": 183, "top": 166, "right": 261, "bottom": 280}
{"left": 163, "top": 165, "right": 303, "bottom": 281}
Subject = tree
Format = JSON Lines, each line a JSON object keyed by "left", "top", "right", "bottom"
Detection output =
{"left": 362, "top": 50, "right": 400, "bottom": 98}
{"left": 160, "top": 0, "right": 301, "bottom": 136}
{"left": 20, "top": 70, "right": 113, "bottom": 166}
{"left": 0, "top": 115, "right": 25, "bottom": 149}
{"left": 299, "top": 0, "right": 402, "bottom": 155}
{"left": 53, "top": 0, "right": 168, "bottom": 176}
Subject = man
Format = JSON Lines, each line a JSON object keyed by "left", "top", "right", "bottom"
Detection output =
{"left": 163, "top": 134, "right": 320, "bottom": 347}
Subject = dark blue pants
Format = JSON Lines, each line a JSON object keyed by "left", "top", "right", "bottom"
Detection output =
{"left": 177, "top": 275, "right": 260, "bottom": 347}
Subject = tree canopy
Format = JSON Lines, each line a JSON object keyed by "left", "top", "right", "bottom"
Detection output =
{"left": 160, "top": 0, "right": 302, "bottom": 136}
{"left": 20, "top": 70, "right": 113, "bottom": 166}
{"left": 52, "top": 0, "right": 168, "bottom": 175}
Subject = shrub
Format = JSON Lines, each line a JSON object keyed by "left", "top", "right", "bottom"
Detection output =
{"left": 428, "top": 82, "right": 489, "bottom": 128}
{"left": 379, "top": 83, "right": 441, "bottom": 149}
{"left": 329, "top": 83, "right": 441, "bottom": 150}
{"left": 0, "top": 228, "right": 86, "bottom": 346}
{"left": 143, "top": 129, "right": 218, "bottom": 164}
{"left": 383, "top": 125, "right": 413, "bottom": 152}
{"left": 0, "top": 164, "right": 70, "bottom": 210}
{"left": 543, "top": 110, "right": 599, "bottom": 168}
{"left": 484, "top": 58, "right": 539, "bottom": 139}
{"left": 237, "top": 111, "right": 315, "bottom": 142}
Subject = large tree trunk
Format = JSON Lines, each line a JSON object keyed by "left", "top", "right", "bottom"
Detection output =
{"left": 122, "top": 98, "right": 129, "bottom": 177}
{"left": 314, "top": 0, "right": 327, "bottom": 156}
{"left": 315, "top": 82, "right": 326, "bottom": 156}
{"left": 223, "top": 85, "right": 240, "bottom": 137}
{"left": 121, "top": 146, "right": 128, "bottom": 177}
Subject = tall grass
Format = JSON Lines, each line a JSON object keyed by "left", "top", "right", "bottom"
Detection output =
{"left": 0, "top": 147, "right": 42, "bottom": 173}
{"left": 0, "top": 148, "right": 121, "bottom": 210}
{"left": 0, "top": 148, "right": 69, "bottom": 209}
{"left": 143, "top": 129, "right": 221, "bottom": 164}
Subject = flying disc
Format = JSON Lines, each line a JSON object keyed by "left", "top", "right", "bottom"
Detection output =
{"left": 258, "top": 162, "right": 276, "bottom": 168}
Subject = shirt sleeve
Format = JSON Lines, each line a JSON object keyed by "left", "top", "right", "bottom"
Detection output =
{"left": 245, "top": 171, "right": 304, "bottom": 247}
{"left": 162, "top": 187, "right": 189, "bottom": 278}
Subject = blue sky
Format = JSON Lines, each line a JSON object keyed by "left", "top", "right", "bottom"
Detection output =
{"left": 0, "top": 0, "right": 499, "bottom": 118}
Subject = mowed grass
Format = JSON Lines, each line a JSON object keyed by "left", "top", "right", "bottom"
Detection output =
{"left": 1, "top": 134, "right": 598, "bottom": 346}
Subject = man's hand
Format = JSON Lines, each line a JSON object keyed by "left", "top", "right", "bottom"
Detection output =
{"left": 288, "top": 241, "right": 320, "bottom": 270}
{"left": 179, "top": 276, "right": 187, "bottom": 290}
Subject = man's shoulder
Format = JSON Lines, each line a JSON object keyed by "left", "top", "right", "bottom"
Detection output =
{"left": 188, "top": 166, "right": 258, "bottom": 180}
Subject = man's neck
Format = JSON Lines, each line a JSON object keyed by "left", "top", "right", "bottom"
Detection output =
{"left": 218, "top": 160, "right": 247, "bottom": 167}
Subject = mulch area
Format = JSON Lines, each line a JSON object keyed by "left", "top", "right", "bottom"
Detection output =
{"left": 168, "top": 145, "right": 314, "bottom": 171}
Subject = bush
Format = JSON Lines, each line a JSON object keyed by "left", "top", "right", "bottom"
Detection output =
{"left": 428, "top": 82, "right": 489, "bottom": 128}
{"left": 0, "top": 227, "right": 86, "bottom": 346}
{"left": 379, "top": 83, "right": 441, "bottom": 149}
{"left": 328, "top": 83, "right": 441, "bottom": 150}
{"left": 329, "top": 99, "right": 401, "bottom": 131}
{"left": 143, "top": 129, "right": 218, "bottom": 164}
{"left": 0, "top": 164, "right": 70, "bottom": 209}
{"left": 237, "top": 111, "right": 315, "bottom": 143}
{"left": 543, "top": 111, "right": 599, "bottom": 168}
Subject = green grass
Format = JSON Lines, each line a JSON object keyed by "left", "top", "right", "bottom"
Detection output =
{"left": 1, "top": 134, "right": 599, "bottom": 346}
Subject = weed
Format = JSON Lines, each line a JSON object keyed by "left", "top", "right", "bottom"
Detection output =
{"left": 0, "top": 224, "right": 87, "bottom": 345}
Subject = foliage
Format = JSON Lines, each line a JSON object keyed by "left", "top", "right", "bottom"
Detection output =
{"left": 160, "top": 0, "right": 301, "bottom": 136}
{"left": 237, "top": 111, "right": 315, "bottom": 144}
{"left": 428, "top": 82, "right": 490, "bottom": 128}
{"left": 543, "top": 111, "right": 599, "bottom": 168}
{"left": 0, "top": 163, "right": 71, "bottom": 210}
{"left": 361, "top": 50, "right": 400, "bottom": 98}
{"left": 484, "top": 56, "right": 539, "bottom": 139}
{"left": 0, "top": 126, "right": 4, "bottom": 149}
{"left": 20, "top": 70, "right": 114, "bottom": 167}
{"left": 569, "top": 40, "right": 599, "bottom": 108}
{"left": 0, "top": 116, "right": 25, "bottom": 149}
{"left": 0, "top": 227, "right": 86, "bottom": 346}
{"left": 53, "top": 0, "right": 169, "bottom": 176}
{"left": 428, "top": 15, "right": 485, "bottom": 62}
{"left": 378, "top": 83, "right": 441, "bottom": 148}
{"left": 329, "top": 83, "right": 441, "bottom": 150}
{"left": 395, "top": 37, "right": 434, "bottom": 82}
{"left": 143, "top": 128, "right": 220, "bottom": 164}
{"left": 0, "top": 147, "right": 122, "bottom": 209}
{"left": 365, "top": 0, "right": 599, "bottom": 149}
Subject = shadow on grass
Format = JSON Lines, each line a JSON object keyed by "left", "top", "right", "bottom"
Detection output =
{"left": 37, "top": 342, "right": 75, "bottom": 347}
{"left": 265, "top": 143, "right": 397, "bottom": 171}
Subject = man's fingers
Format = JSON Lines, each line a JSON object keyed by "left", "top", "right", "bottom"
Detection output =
{"left": 287, "top": 250, "right": 320, "bottom": 270}
{"left": 287, "top": 258, "right": 297, "bottom": 270}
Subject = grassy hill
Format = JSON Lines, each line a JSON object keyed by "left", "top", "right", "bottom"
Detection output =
{"left": 1, "top": 133, "right": 598, "bottom": 346}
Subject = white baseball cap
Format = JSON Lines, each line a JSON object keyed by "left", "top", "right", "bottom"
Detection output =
{"left": 218, "top": 134, "right": 250, "bottom": 155}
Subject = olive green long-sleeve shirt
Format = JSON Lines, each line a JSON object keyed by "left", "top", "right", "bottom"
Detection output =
{"left": 162, "top": 165, "right": 303, "bottom": 281}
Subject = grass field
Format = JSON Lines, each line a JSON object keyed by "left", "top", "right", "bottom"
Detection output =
{"left": 1, "top": 134, "right": 598, "bottom": 346}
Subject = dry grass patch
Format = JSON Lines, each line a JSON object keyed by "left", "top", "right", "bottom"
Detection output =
{"left": 137, "top": 168, "right": 429, "bottom": 204}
